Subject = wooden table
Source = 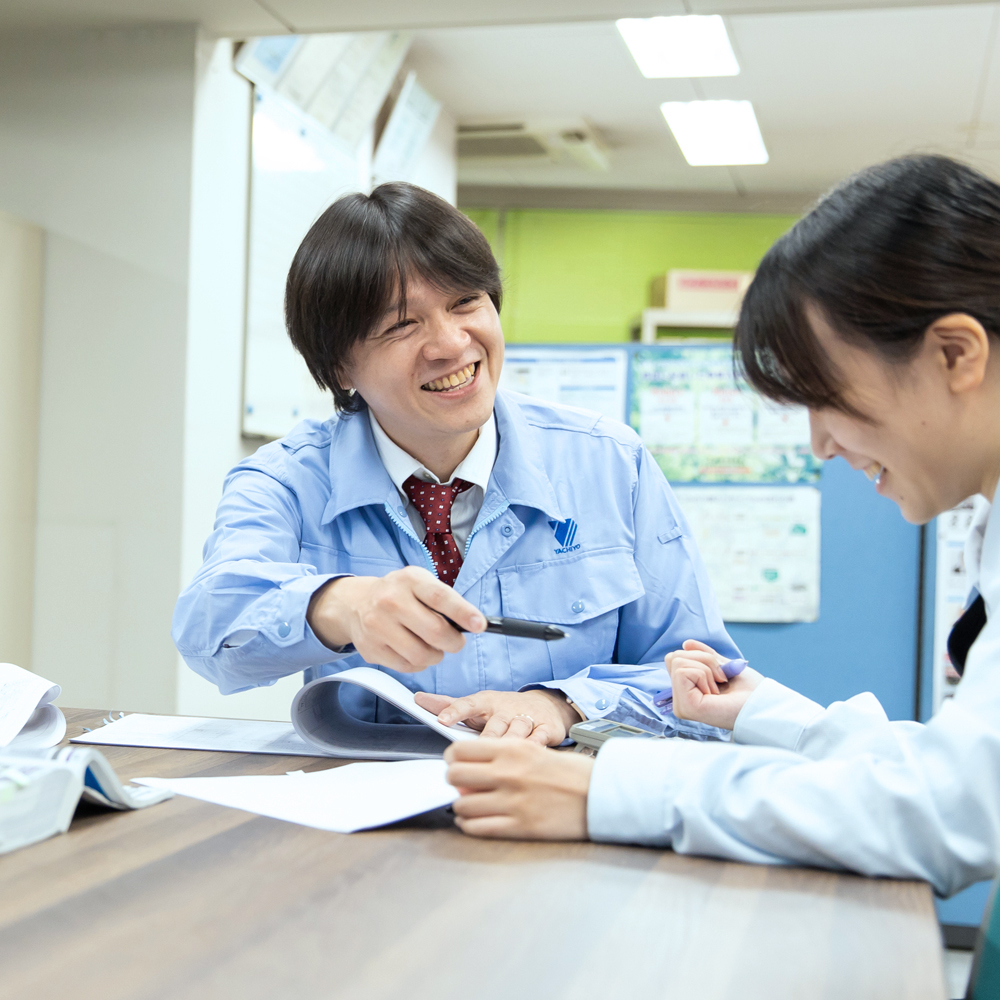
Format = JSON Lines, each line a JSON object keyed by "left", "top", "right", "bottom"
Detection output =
{"left": 1, "top": 709, "right": 945, "bottom": 1000}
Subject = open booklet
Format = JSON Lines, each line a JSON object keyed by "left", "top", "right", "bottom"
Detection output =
{"left": 0, "top": 662, "right": 66, "bottom": 751}
{"left": 72, "top": 667, "right": 479, "bottom": 761}
{"left": 0, "top": 745, "right": 173, "bottom": 855}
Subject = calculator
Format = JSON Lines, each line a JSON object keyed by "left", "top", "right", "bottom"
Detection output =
{"left": 568, "top": 718, "right": 665, "bottom": 752}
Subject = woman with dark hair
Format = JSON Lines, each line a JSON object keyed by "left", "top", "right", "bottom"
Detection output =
{"left": 173, "top": 183, "right": 739, "bottom": 744}
{"left": 445, "top": 155, "right": 1000, "bottom": 896}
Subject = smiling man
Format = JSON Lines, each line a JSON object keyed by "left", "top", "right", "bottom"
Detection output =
{"left": 172, "top": 182, "right": 738, "bottom": 742}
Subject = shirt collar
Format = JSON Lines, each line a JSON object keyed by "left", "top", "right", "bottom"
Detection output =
{"left": 320, "top": 393, "right": 564, "bottom": 526}
{"left": 367, "top": 409, "right": 497, "bottom": 495}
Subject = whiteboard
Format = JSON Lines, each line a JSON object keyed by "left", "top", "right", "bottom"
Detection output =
{"left": 242, "top": 88, "right": 367, "bottom": 439}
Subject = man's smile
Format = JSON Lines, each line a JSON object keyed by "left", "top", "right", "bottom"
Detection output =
{"left": 422, "top": 362, "right": 479, "bottom": 392}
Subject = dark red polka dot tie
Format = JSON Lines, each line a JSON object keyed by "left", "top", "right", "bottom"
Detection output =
{"left": 403, "top": 475, "right": 473, "bottom": 586}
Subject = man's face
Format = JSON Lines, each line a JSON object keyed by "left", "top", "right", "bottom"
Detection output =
{"left": 345, "top": 275, "right": 504, "bottom": 455}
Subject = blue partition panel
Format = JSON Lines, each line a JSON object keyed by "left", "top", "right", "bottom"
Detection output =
{"left": 725, "top": 457, "right": 921, "bottom": 721}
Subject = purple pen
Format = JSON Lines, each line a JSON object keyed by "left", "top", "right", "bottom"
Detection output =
{"left": 654, "top": 658, "right": 748, "bottom": 715}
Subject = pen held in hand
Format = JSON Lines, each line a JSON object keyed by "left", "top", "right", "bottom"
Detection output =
{"left": 444, "top": 615, "right": 567, "bottom": 641}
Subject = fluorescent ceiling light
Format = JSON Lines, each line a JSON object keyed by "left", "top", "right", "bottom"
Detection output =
{"left": 616, "top": 16, "right": 739, "bottom": 79}
{"left": 661, "top": 100, "right": 768, "bottom": 166}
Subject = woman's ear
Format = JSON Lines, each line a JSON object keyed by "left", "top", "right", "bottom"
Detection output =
{"left": 925, "top": 313, "right": 991, "bottom": 394}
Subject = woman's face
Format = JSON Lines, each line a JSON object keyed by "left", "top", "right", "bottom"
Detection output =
{"left": 807, "top": 308, "right": 994, "bottom": 524}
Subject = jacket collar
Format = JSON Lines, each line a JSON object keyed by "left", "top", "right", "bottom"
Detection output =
{"left": 321, "top": 409, "right": 400, "bottom": 526}
{"left": 484, "top": 390, "right": 565, "bottom": 522}
{"left": 320, "top": 391, "right": 565, "bottom": 526}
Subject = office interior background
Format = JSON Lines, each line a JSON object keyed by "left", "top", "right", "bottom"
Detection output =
{"left": 0, "top": 0, "right": 997, "bottom": 939}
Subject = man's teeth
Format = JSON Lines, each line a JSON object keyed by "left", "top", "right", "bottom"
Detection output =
{"left": 423, "top": 363, "right": 476, "bottom": 392}
{"left": 864, "top": 462, "right": 884, "bottom": 482}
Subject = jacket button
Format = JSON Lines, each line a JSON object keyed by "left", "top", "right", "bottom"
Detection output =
{"left": 277, "top": 622, "right": 291, "bottom": 638}
{"left": 571, "top": 600, "right": 585, "bottom": 614}
{"left": 596, "top": 698, "right": 609, "bottom": 711}
{"left": 397, "top": 506, "right": 407, "bottom": 516}
{"left": 501, "top": 524, "right": 514, "bottom": 536}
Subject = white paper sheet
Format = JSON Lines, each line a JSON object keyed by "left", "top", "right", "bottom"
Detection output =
{"left": 71, "top": 714, "right": 329, "bottom": 757}
{"left": 315, "top": 667, "right": 478, "bottom": 742}
{"left": 0, "top": 663, "right": 65, "bottom": 749}
{"left": 674, "top": 485, "right": 821, "bottom": 623}
{"left": 133, "top": 759, "right": 458, "bottom": 833}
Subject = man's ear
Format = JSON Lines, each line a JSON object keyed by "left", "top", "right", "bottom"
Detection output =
{"left": 925, "top": 313, "right": 991, "bottom": 394}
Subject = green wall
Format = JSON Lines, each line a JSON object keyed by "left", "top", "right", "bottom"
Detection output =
{"left": 465, "top": 208, "right": 799, "bottom": 343}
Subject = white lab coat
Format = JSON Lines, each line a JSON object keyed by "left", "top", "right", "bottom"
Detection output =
{"left": 587, "top": 498, "right": 1000, "bottom": 897}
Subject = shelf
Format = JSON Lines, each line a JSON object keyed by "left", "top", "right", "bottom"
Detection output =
{"left": 640, "top": 308, "right": 737, "bottom": 344}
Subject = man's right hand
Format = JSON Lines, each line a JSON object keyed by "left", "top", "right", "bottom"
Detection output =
{"left": 306, "top": 566, "right": 487, "bottom": 672}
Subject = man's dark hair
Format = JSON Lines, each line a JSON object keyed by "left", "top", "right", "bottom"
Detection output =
{"left": 285, "top": 182, "right": 502, "bottom": 414}
{"left": 735, "top": 155, "right": 1000, "bottom": 417}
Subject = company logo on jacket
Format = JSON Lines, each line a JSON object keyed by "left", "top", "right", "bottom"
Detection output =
{"left": 549, "top": 518, "right": 581, "bottom": 554}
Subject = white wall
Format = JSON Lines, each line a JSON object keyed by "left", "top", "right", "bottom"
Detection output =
{"left": 175, "top": 37, "right": 303, "bottom": 721}
{"left": 0, "top": 212, "right": 43, "bottom": 669}
{"left": 0, "top": 25, "right": 197, "bottom": 711}
{"left": 0, "top": 28, "right": 460, "bottom": 719}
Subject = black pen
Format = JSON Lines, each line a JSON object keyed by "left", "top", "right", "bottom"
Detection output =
{"left": 444, "top": 615, "right": 567, "bottom": 641}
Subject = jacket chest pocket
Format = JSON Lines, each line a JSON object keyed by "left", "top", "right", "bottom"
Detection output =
{"left": 497, "top": 546, "right": 644, "bottom": 685}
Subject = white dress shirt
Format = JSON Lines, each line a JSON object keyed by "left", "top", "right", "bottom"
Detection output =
{"left": 587, "top": 497, "right": 1000, "bottom": 897}
{"left": 368, "top": 410, "right": 497, "bottom": 556}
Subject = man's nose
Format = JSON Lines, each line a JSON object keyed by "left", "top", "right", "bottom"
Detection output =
{"left": 423, "top": 314, "right": 470, "bottom": 358}
{"left": 809, "top": 410, "right": 837, "bottom": 460}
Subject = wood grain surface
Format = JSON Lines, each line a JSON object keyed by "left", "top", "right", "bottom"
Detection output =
{"left": 0, "top": 708, "right": 946, "bottom": 1000}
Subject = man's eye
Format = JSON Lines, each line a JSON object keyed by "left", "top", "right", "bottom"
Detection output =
{"left": 385, "top": 319, "right": 414, "bottom": 335}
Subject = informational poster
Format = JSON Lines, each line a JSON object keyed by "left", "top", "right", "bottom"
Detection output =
{"left": 630, "top": 345, "right": 822, "bottom": 483}
{"left": 499, "top": 348, "right": 629, "bottom": 423}
{"left": 932, "top": 497, "right": 982, "bottom": 712}
{"left": 673, "top": 486, "right": 821, "bottom": 622}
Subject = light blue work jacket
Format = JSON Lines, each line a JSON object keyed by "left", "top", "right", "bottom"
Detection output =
{"left": 172, "top": 390, "right": 740, "bottom": 725}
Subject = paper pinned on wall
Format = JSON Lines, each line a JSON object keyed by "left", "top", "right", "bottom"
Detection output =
{"left": 499, "top": 348, "right": 629, "bottom": 423}
{"left": 932, "top": 497, "right": 982, "bottom": 712}
{"left": 372, "top": 72, "right": 441, "bottom": 184}
{"left": 242, "top": 88, "right": 363, "bottom": 440}
{"left": 674, "top": 485, "right": 821, "bottom": 623}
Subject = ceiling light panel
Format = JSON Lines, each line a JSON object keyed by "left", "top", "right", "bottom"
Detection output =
{"left": 616, "top": 16, "right": 739, "bottom": 79}
{"left": 661, "top": 100, "right": 769, "bottom": 166}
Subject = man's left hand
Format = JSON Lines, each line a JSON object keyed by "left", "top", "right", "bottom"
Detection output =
{"left": 413, "top": 688, "right": 581, "bottom": 746}
{"left": 444, "top": 739, "right": 594, "bottom": 840}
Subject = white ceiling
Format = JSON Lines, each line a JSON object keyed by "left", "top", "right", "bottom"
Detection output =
{"left": 0, "top": 0, "right": 995, "bottom": 33}
{"left": 1, "top": 0, "right": 998, "bottom": 203}
{"left": 405, "top": 4, "right": 1000, "bottom": 200}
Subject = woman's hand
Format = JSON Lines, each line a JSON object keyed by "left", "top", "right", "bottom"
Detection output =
{"left": 444, "top": 740, "right": 594, "bottom": 840}
{"left": 665, "top": 639, "right": 764, "bottom": 731}
{"left": 415, "top": 688, "right": 581, "bottom": 746}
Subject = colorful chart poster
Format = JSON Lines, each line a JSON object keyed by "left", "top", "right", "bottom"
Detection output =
{"left": 630, "top": 345, "right": 821, "bottom": 483}
{"left": 674, "top": 486, "right": 821, "bottom": 623}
